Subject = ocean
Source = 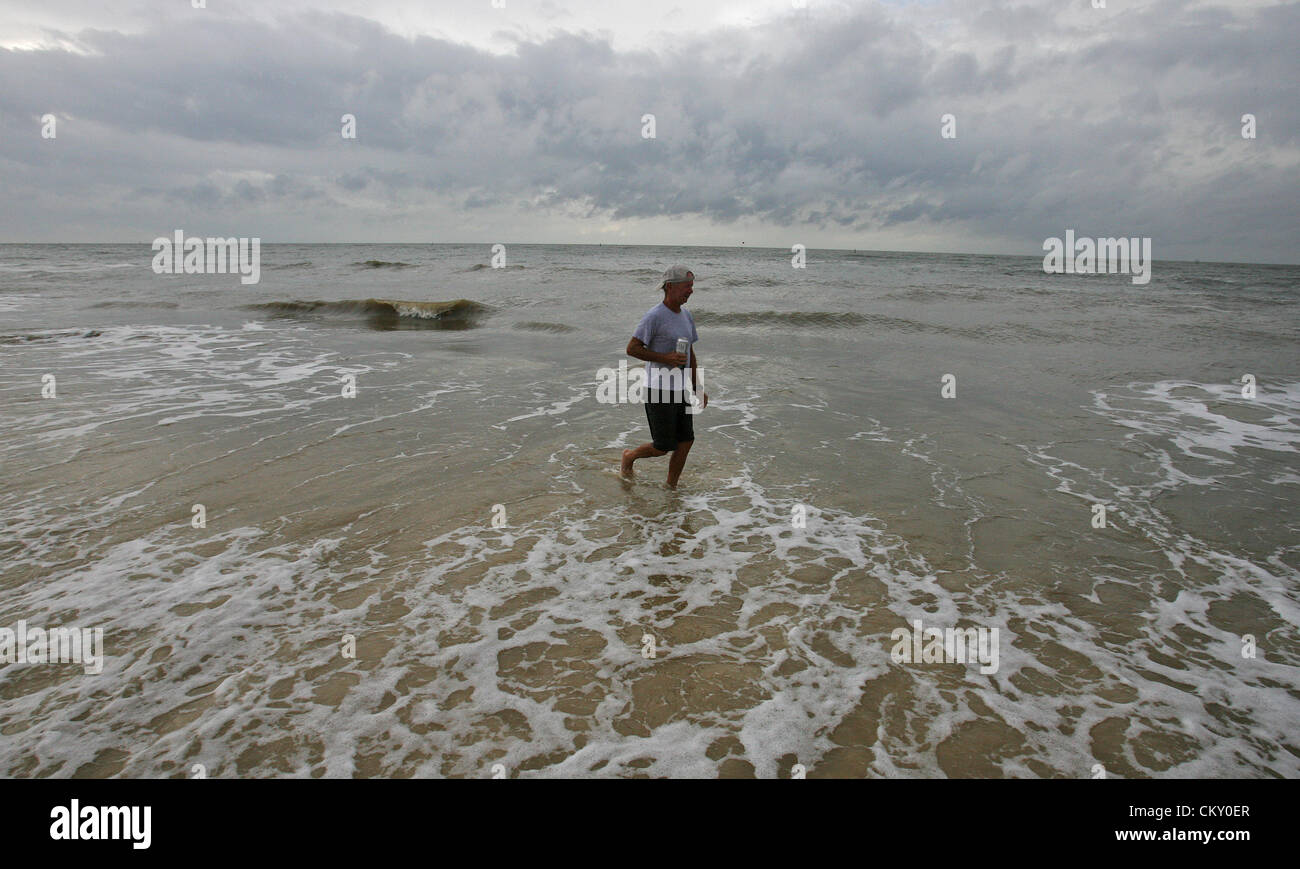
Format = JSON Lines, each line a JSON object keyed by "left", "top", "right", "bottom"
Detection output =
{"left": 0, "top": 242, "right": 1296, "bottom": 778}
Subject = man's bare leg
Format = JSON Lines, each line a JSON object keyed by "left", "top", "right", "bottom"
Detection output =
{"left": 621, "top": 443, "right": 667, "bottom": 476}
{"left": 665, "top": 439, "right": 694, "bottom": 488}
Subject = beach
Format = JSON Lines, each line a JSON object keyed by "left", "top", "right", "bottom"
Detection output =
{"left": 0, "top": 242, "right": 1296, "bottom": 777}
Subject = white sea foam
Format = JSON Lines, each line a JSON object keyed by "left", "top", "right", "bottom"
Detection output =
{"left": 1094, "top": 380, "right": 1300, "bottom": 470}
{"left": 2, "top": 262, "right": 1296, "bottom": 779}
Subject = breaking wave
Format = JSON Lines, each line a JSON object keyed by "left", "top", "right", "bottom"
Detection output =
{"left": 245, "top": 298, "right": 493, "bottom": 329}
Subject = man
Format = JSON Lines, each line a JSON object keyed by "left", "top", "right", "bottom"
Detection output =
{"left": 620, "top": 266, "right": 709, "bottom": 487}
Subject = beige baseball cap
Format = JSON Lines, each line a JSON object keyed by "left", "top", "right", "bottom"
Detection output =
{"left": 659, "top": 265, "right": 696, "bottom": 289}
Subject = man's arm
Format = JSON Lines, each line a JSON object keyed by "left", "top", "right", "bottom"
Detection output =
{"left": 627, "top": 337, "right": 685, "bottom": 366}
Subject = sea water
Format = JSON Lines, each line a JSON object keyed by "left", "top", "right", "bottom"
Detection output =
{"left": 0, "top": 243, "right": 1296, "bottom": 778}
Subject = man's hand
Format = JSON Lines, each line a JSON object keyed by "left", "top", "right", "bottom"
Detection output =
{"left": 628, "top": 337, "right": 683, "bottom": 366}
{"left": 698, "top": 392, "right": 708, "bottom": 410}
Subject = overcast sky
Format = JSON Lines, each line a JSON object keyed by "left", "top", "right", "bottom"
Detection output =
{"left": 1, "top": 0, "right": 1296, "bottom": 262}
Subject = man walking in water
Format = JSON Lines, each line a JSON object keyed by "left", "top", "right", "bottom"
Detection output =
{"left": 621, "top": 266, "right": 708, "bottom": 487}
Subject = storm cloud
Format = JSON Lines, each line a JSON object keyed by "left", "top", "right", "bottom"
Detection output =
{"left": 2, "top": 0, "right": 1296, "bottom": 261}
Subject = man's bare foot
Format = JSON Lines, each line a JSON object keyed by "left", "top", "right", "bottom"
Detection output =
{"left": 620, "top": 449, "right": 635, "bottom": 477}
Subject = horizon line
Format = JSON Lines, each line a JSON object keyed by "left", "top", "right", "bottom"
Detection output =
{"left": 0, "top": 240, "right": 1294, "bottom": 268}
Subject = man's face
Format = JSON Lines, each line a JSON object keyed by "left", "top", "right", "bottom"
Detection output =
{"left": 666, "top": 275, "right": 694, "bottom": 305}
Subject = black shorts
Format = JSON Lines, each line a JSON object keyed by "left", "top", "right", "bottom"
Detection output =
{"left": 644, "top": 390, "right": 694, "bottom": 452}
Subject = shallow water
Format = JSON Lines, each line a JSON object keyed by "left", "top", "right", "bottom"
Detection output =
{"left": 0, "top": 243, "right": 1296, "bottom": 777}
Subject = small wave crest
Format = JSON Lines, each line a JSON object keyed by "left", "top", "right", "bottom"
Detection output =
{"left": 718, "top": 276, "right": 783, "bottom": 287}
{"left": 353, "top": 260, "right": 413, "bottom": 269}
{"left": 245, "top": 298, "right": 493, "bottom": 329}
{"left": 513, "top": 321, "right": 576, "bottom": 334}
{"left": 87, "top": 301, "right": 180, "bottom": 310}
{"left": 692, "top": 310, "right": 869, "bottom": 328}
{"left": 0, "top": 263, "right": 135, "bottom": 275}
{"left": 551, "top": 265, "right": 659, "bottom": 277}
{"left": 0, "top": 329, "right": 103, "bottom": 344}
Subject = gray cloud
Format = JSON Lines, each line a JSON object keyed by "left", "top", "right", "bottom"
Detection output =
{"left": 1, "top": 0, "right": 1296, "bottom": 260}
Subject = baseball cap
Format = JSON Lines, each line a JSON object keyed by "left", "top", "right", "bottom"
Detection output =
{"left": 659, "top": 265, "right": 696, "bottom": 289}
